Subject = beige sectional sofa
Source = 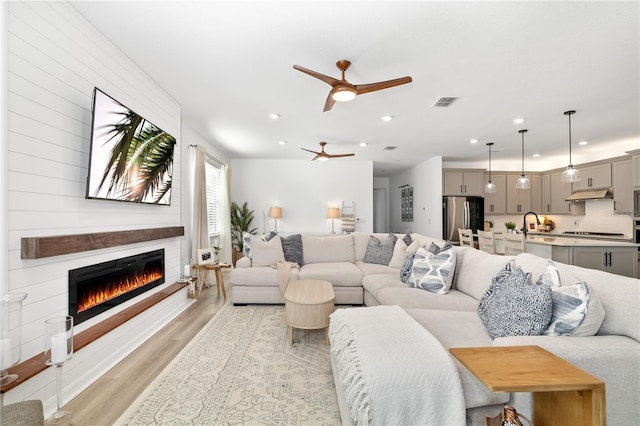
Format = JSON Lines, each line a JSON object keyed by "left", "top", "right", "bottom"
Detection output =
{"left": 231, "top": 232, "right": 640, "bottom": 425}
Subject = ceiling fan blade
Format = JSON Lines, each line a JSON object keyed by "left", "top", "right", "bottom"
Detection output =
{"left": 323, "top": 93, "right": 336, "bottom": 112}
{"left": 354, "top": 76, "right": 413, "bottom": 95}
{"left": 328, "top": 153, "right": 355, "bottom": 158}
{"left": 293, "top": 65, "right": 341, "bottom": 87}
{"left": 301, "top": 148, "right": 321, "bottom": 155}
{"left": 311, "top": 155, "right": 319, "bottom": 161}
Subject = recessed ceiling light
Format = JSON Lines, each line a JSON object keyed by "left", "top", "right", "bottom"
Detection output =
{"left": 359, "top": 142, "right": 367, "bottom": 147}
{"left": 513, "top": 118, "right": 524, "bottom": 124}
{"left": 470, "top": 139, "right": 478, "bottom": 144}
{"left": 278, "top": 140, "right": 287, "bottom": 145}
{"left": 578, "top": 140, "right": 588, "bottom": 145}
{"left": 268, "top": 113, "right": 280, "bottom": 120}
{"left": 381, "top": 115, "right": 393, "bottom": 122}
{"left": 532, "top": 153, "right": 541, "bottom": 158}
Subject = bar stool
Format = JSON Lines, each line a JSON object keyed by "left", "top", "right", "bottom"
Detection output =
{"left": 477, "top": 230, "right": 496, "bottom": 254}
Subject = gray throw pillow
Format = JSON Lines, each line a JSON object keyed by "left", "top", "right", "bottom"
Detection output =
{"left": 363, "top": 233, "right": 398, "bottom": 265}
{"left": 280, "top": 234, "right": 304, "bottom": 266}
{"left": 478, "top": 263, "right": 553, "bottom": 339}
{"left": 402, "top": 233, "right": 413, "bottom": 246}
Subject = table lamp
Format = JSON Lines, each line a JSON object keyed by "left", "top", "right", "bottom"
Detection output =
{"left": 327, "top": 207, "right": 340, "bottom": 234}
{"left": 269, "top": 206, "right": 282, "bottom": 232}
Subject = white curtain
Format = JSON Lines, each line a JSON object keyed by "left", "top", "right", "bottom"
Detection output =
{"left": 192, "top": 145, "right": 209, "bottom": 261}
{"left": 219, "top": 164, "right": 232, "bottom": 264}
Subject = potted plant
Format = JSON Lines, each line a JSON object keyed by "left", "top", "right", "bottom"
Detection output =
{"left": 230, "top": 201, "right": 257, "bottom": 265}
{"left": 212, "top": 246, "right": 221, "bottom": 263}
{"left": 505, "top": 221, "right": 517, "bottom": 234}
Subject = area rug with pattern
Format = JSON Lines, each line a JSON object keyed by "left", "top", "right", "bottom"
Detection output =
{"left": 115, "top": 303, "right": 341, "bottom": 425}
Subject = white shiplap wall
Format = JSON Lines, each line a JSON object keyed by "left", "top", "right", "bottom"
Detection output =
{"left": 4, "top": 1, "right": 190, "bottom": 411}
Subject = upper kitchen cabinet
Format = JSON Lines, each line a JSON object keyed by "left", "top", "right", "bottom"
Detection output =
{"left": 506, "top": 174, "right": 532, "bottom": 214}
{"left": 443, "top": 170, "right": 484, "bottom": 196}
{"left": 530, "top": 174, "right": 542, "bottom": 213}
{"left": 613, "top": 159, "right": 633, "bottom": 214}
{"left": 632, "top": 154, "right": 640, "bottom": 188}
{"left": 550, "top": 171, "right": 584, "bottom": 215}
{"left": 484, "top": 174, "right": 506, "bottom": 215}
{"left": 571, "top": 163, "right": 612, "bottom": 191}
{"left": 541, "top": 173, "right": 551, "bottom": 214}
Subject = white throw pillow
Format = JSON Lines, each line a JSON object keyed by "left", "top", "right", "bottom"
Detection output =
{"left": 388, "top": 239, "right": 420, "bottom": 268}
{"left": 249, "top": 234, "right": 285, "bottom": 267}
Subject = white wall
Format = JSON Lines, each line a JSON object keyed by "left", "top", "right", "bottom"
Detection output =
{"left": 230, "top": 159, "right": 373, "bottom": 234}
{"left": 389, "top": 156, "right": 443, "bottom": 238}
{"left": 4, "top": 1, "right": 191, "bottom": 412}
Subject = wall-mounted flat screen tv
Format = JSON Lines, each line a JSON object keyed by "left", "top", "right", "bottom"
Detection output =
{"left": 85, "top": 88, "right": 175, "bottom": 205}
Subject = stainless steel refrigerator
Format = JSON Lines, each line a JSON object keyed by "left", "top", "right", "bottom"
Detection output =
{"left": 442, "top": 196, "right": 484, "bottom": 243}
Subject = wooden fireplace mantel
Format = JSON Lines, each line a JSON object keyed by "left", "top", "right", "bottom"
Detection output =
{"left": 21, "top": 226, "right": 184, "bottom": 259}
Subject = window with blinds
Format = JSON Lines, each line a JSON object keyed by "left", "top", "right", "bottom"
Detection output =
{"left": 205, "top": 161, "right": 221, "bottom": 246}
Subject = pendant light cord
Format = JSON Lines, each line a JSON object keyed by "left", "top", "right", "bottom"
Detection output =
{"left": 564, "top": 110, "right": 575, "bottom": 166}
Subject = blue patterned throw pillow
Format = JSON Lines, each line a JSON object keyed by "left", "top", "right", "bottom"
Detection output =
{"left": 409, "top": 244, "right": 456, "bottom": 294}
{"left": 539, "top": 260, "right": 590, "bottom": 336}
{"left": 400, "top": 253, "right": 417, "bottom": 283}
{"left": 478, "top": 263, "right": 553, "bottom": 339}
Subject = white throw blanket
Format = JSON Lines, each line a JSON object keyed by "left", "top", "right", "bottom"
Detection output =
{"left": 329, "top": 305, "right": 466, "bottom": 426}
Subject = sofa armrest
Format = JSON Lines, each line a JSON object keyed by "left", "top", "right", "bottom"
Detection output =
{"left": 235, "top": 256, "right": 251, "bottom": 268}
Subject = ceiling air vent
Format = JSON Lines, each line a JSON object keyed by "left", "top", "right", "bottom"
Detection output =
{"left": 383, "top": 146, "right": 397, "bottom": 151}
{"left": 433, "top": 97, "right": 458, "bottom": 107}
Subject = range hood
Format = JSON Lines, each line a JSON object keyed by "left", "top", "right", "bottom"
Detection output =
{"left": 565, "top": 189, "right": 613, "bottom": 201}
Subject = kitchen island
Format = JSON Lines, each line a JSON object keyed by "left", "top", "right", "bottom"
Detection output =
{"left": 525, "top": 236, "right": 639, "bottom": 278}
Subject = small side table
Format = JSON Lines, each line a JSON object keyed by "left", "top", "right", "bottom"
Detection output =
{"left": 191, "top": 263, "right": 231, "bottom": 300}
{"left": 284, "top": 279, "right": 335, "bottom": 346}
{"left": 450, "top": 345, "right": 606, "bottom": 426}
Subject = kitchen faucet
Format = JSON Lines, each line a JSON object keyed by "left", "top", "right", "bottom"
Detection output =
{"left": 522, "top": 211, "right": 541, "bottom": 237}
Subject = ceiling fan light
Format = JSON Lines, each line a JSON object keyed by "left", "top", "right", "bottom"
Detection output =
{"left": 331, "top": 86, "right": 357, "bottom": 102}
{"left": 316, "top": 156, "right": 329, "bottom": 162}
{"left": 515, "top": 175, "right": 530, "bottom": 189}
{"left": 562, "top": 165, "right": 581, "bottom": 183}
{"left": 485, "top": 181, "right": 497, "bottom": 194}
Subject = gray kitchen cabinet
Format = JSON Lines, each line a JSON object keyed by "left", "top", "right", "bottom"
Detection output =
{"left": 530, "top": 174, "right": 542, "bottom": 213}
{"left": 613, "top": 159, "right": 633, "bottom": 214}
{"left": 484, "top": 174, "right": 506, "bottom": 214}
{"left": 550, "top": 171, "right": 573, "bottom": 214}
{"left": 541, "top": 173, "right": 551, "bottom": 214}
{"left": 443, "top": 171, "right": 484, "bottom": 196}
{"left": 571, "top": 163, "right": 612, "bottom": 191}
{"left": 573, "top": 247, "right": 638, "bottom": 278}
{"left": 632, "top": 154, "right": 640, "bottom": 188}
{"left": 506, "top": 174, "right": 532, "bottom": 214}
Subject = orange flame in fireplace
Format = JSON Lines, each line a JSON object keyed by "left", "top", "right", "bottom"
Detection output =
{"left": 78, "top": 270, "right": 163, "bottom": 313}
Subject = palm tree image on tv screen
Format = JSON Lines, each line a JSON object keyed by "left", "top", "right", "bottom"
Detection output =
{"left": 86, "top": 88, "right": 175, "bottom": 205}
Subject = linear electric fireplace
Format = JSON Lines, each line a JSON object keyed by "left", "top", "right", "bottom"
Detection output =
{"left": 69, "top": 249, "right": 165, "bottom": 325}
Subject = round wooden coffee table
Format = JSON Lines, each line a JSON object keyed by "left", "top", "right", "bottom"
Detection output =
{"left": 284, "top": 279, "right": 335, "bottom": 346}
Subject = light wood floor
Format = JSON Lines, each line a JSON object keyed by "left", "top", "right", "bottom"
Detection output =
{"left": 63, "top": 273, "right": 231, "bottom": 425}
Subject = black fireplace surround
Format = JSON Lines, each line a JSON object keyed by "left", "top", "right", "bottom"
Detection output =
{"left": 69, "top": 249, "right": 165, "bottom": 325}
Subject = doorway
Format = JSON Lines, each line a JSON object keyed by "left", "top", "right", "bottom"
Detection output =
{"left": 373, "top": 188, "right": 388, "bottom": 233}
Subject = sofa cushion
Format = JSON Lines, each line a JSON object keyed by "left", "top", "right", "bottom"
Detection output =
{"left": 454, "top": 247, "right": 514, "bottom": 300}
{"left": 409, "top": 245, "right": 456, "bottom": 294}
{"left": 363, "top": 233, "right": 397, "bottom": 265}
{"left": 388, "top": 239, "right": 421, "bottom": 268}
{"left": 376, "top": 287, "right": 479, "bottom": 311}
{"left": 478, "top": 263, "right": 553, "bottom": 339}
{"left": 356, "top": 261, "right": 398, "bottom": 276}
{"left": 362, "top": 273, "right": 406, "bottom": 301}
{"left": 302, "top": 234, "right": 355, "bottom": 264}
{"left": 406, "top": 309, "right": 510, "bottom": 409}
{"left": 299, "top": 262, "right": 363, "bottom": 287}
{"left": 230, "top": 266, "right": 299, "bottom": 287}
{"left": 249, "top": 234, "right": 285, "bottom": 267}
{"left": 280, "top": 234, "right": 304, "bottom": 266}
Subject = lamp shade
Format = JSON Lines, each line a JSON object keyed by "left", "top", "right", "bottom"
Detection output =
{"left": 327, "top": 207, "right": 340, "bottom": 219}
{"left": 268, "top": 206, "right": 282, "bottom": 219}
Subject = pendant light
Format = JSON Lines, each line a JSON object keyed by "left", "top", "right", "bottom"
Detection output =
{"left": 515, "top": 129, "right": 530, "bottom": 189}
{"left": 561, "top": 110, "right": 581, "bottom": 183}
{"left": 485, "top": 142, "right": 496, "bottom": 194}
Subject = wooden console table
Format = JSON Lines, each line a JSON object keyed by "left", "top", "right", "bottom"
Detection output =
{"left": 191, "top": 263, "right": 231, "bottom": 300}
{"left": 450, "top": 345, "right": 606, "bottom": 426}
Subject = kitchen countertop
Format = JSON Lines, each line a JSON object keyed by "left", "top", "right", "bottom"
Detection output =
{"left": 526, "top": 231, "right": 632, "bottom": 242}
{"left": 525, "top": 236, "right": 639, "bottom": 247}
